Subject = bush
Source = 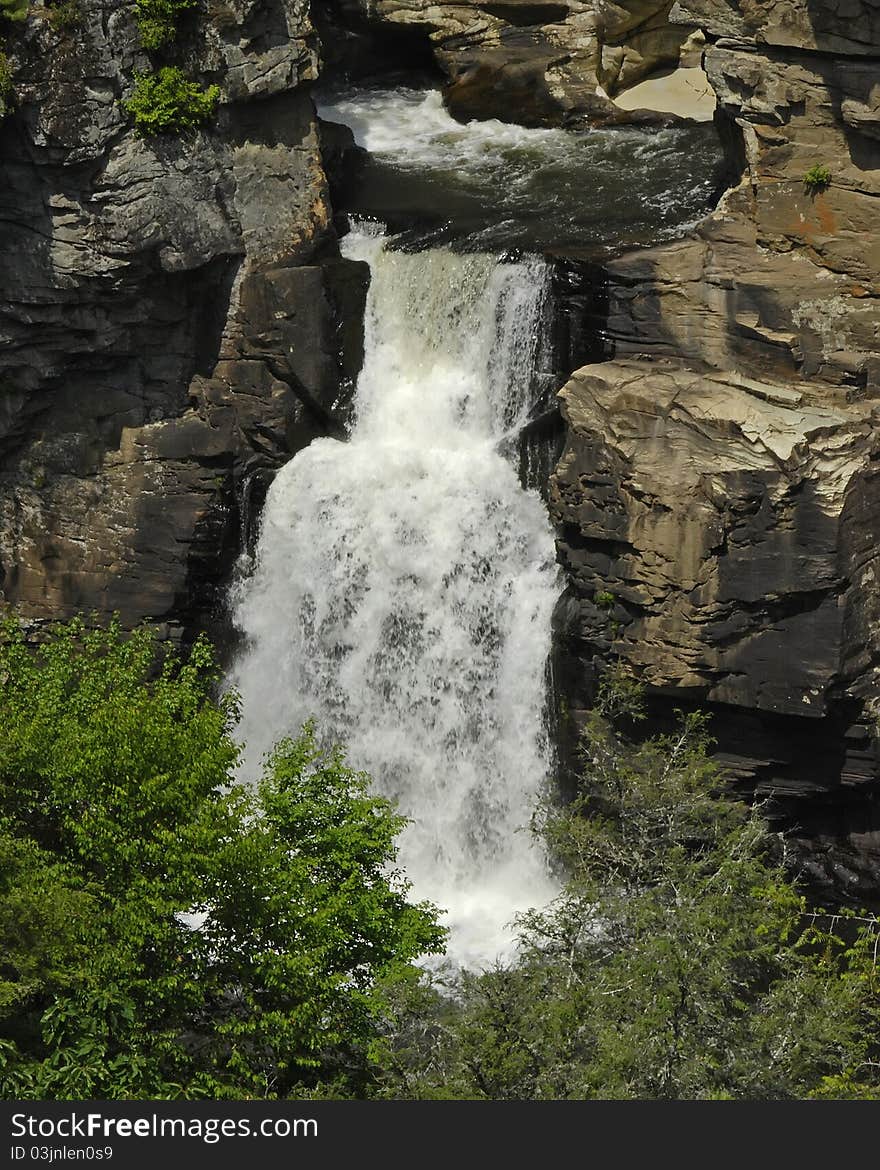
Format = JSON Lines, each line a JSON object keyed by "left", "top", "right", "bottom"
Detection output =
{"left": 803, "top": 164, "right": 832, "bottom": 193}
{"left": 0, "top": 0, "right": 29, "bottom": 23}
{"left": 124, "top": 66, "right": 220, "bottom": 135}
{"left": 135, "top": 0, "right": 196, "bottom": 50}
{"left": 46, "top": 0, "right": 79, "bottom": 31}
{"left": 372, "top": 673, "right": 880, "bottom": 1100}
{"left": 0, "top": 51, "right": 12, "bottom": 115}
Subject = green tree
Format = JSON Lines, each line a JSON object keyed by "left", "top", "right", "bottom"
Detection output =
{"left": 0, "top": 0, "right": 29, "bottom": 23}
{"left": 373, "top": 671, "right": 880, "bottom": 1100}
{"left": 0, "top": 618, "right": 443, "bottom": 1099}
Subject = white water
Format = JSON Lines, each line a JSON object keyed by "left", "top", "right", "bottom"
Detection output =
{"left": 317, "top": 87, "right": 573, "bottom": 170}
{"left": 315, "top": 87, "right": 721, "bottom": 251}
{"left": 231, "top": 226, "right": 561, "bottom": 968}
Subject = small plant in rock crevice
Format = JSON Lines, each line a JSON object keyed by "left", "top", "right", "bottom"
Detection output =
{"left": 803, "top": 164, "right": 832, "bottom": 194}
{"left": 0, "top": 0, "right": 29, "bottom": 23}
{"left": 46, "top": 0, "right": 80, "bottom": 31}
{"left": 135, "top": 0, "right": 196, "bottom": 50}
{"left": 124, "top": 66, "right": 220, "bottom": 135}
{"left": 0, "top": 50, "right": 12, "bottom": 116}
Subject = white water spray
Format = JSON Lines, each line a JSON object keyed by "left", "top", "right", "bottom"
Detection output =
{"left": 231, "top": 226, "right": 561, "bottom": 968}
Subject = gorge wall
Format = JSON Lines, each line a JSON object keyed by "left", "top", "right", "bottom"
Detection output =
{"left": 545, "top": 2, "right": 880, "bottom": 896}
{"left": 0, "top": 0, "right": 366, "bottom": 641}
{"left": 315, "top": 0, "right": 703, "bottom": 124}
{"left": 2, "top": 0, "right": 879, "bottom": 896}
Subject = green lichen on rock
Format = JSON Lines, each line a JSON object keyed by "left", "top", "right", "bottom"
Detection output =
{"left": 135, "top": 0, "right": 196, "bottom": 50}
{"left": 125, "top": 66, "right": 220, "bottom": 135}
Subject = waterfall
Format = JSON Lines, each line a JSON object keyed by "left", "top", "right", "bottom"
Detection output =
{"left": 231, "top": 225, "right": 561, "bottom": 968}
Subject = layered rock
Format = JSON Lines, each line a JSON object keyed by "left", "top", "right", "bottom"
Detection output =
{"left": 0, "top": 1, "right": 367, "bottom": 638}
{"left": 318, "top": 0, "right": 704, "bottom": 125}
{"left": 551, "top": 0, "right": 880, "bottom": 893}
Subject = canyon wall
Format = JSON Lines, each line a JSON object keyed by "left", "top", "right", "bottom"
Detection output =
{"left": 547, "top": 0, "right": 880, "bottom": 895}
{"left": 0, "top": 0, "right": 366, "bottom": 640}
{"left": 317, "top": 0, "right": 704, "bottom": 123}
{"left": 2, "top": 0, "right": 879, "bottom": 893}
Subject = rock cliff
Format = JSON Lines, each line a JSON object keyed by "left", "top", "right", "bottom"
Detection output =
{"left": 548, "top": 1, "right": 880, "bottom": 895}
{"left": 0, "top": 0, "right": 366, "bottom": 639}
{"left": 317, "top": 0, "right": 705, "bottom": 124}
{"left": 3, "top": 0, "right": 878, "bottom": 894}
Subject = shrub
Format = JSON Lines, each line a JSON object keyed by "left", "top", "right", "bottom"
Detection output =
{"left": 124, "top": 66, "right": 220, "bottom": 135}
{"left": 372, "top": 673, "right": 880, "bottom": 1100}
{"left": 0, "top": 0, "right": 29, "bottom": 23}
{"left": 0, "top": 51, "right": 11, "bottom": 113}
{"left": 46, "top": 0, "right": 79, "bottom": 31}
{"left": 135, "top": 0, "right": 196, "bottom": 50}
{"left": 803, "top": 164, "right": 832, "bottom": 193}
{"left": 0, "top": 618, "right": 443, "bottom": 1098}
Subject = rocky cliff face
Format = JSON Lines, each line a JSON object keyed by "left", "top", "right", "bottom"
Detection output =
{"left": 318, "top": 0, "right": 704, "bottom": 124}
{"left": 548, "top": 1, "right": 880, "bottom": 895}
{"left": 0, "top": 0, "right": 367, "bottom": 640}
{"left": 3, "top": 0, "right": 878, "bottom": 892}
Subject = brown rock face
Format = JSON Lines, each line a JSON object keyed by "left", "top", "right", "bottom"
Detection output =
{"left": 552, "top": 359, "right": 879, "bottom": 714}
{"left": 551, "top": 0, "right": 880, "bottom": 894}
{"left": 319, "top": 0, "right": 700, "bottom": 125}
{"left": 670, "top": 0, "right": 880, "bottom": 55}
{"left": 0, "top": 2, "right": 368, "bottom": 639}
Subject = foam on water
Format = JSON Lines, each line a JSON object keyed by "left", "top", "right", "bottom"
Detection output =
{"left": 231, "top": 225, "right": 561, "bottom": 968}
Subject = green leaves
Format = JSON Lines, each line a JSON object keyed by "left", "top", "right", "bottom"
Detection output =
{"left": 0, "top": 0, "right": 29, "bottom": 24}
{"left": 135, "top": 0, "right": 196, "bottom": 50}
{"left": 373, "top": 672, "right": 880, "bottom": 1100}
{"left": 0, "top": 618, "right": 443, "bottom": 1099}
{"left": 125, "top": 67, "right": 220, "bottom": 136}
{"left": 803, "top": 164, "right": 832, "bottom": 194}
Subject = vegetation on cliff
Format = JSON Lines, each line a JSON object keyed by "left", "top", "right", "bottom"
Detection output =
{"left": 136, "top": 0, "right": 196, "bottom": 50}
{"left": 125, "top": 66, "right": 220, "bottom": 135}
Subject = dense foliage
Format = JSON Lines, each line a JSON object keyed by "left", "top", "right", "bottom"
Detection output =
{"left": 125, "top": 67, "right": 219, "bottom": 135}
{"left": 2, "top": 620, "right": 878, "bottom": 1100}
{"left": 803, "top": 163, "right": 832, "bottom": 193}
{"left": 135, "top": 0, "right": 196, "bottom": 50}
{"left": 0, "top": 619, "right": 443, "bottom": 1099}
{"left": 372, "top": 673, "right": 880, "bottom": 1100}
{"left": 0, "top": 0, "right": 28, "bottom": 22}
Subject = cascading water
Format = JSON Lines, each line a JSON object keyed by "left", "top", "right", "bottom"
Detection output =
{"left": 316, "top": 86, "right": 728, "bottom": 252}
{"left": 231, "top": 225, "right": 561, "bottom": 968}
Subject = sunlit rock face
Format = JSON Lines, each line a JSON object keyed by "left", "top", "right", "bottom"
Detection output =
{"left": 549, "top": 0, "right": 880, "bottom": 896}
{"left": 552, "top": 359, "right": 879, "bottom": 716}
{"left": 0, "top": 1, "right": 366, "bottom": 637}
{"left": 317, "top": 0, "right": 703, "bottom": 126}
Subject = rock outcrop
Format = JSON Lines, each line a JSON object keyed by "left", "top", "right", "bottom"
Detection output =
{"left": 550, "top": 0, "right": 880, "bottom": 895}
{"left": 0, "top": 0, "right": 367, "bottom": 639}
{"left": 318, "top": 0, "right": 705, "bottom": 125}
